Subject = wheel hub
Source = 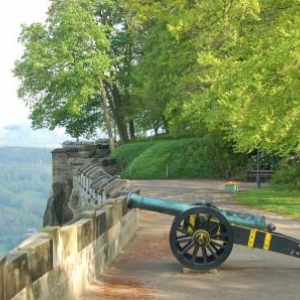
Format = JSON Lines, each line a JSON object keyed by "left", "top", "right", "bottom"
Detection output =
{"left": 193, "top": 229, "right": 210, "bottom": 247}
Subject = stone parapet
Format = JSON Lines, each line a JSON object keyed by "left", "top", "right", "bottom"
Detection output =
{"left": 1, "top": 143, "right": 139, "bottom": 299}
{"left": 1, "top": 189, "right": 139, "bottom": 300}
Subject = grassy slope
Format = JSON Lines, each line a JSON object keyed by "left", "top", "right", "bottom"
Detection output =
{"left": 112, "top": 137, "right": 247, "bottom": 179}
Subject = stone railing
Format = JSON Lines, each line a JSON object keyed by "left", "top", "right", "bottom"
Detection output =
{"left": 0, "top": 178, "right": 139, "bottom": 300}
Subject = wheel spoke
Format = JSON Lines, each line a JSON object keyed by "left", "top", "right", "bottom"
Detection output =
{"left": 210, "top": 232, "right": 228, "bottom": 239}
{"left": 191, "top": 246, "right": 200, "bottom": 262}
{"left": 202, "top": 247, "right": 208, "bottom": 263}
{"left": 204, "top": 214, "right": 212, "bottom": 229}
{"left": 207, "top": 244, "right": 219, "bottom": 259}
{"left": 177, "top": 235, "right": 192, "bottom": 243}
{"left": 180, "top": 241, "right": 194, "bottom": 255}
{"left": 207, "top": 222, "right": 219, "bottom": 233}
{"left": 210, "top": 240, "right": 225, "bottom": 252}
{"left": 177, "top": 225, "right": 189, "bottom": 235}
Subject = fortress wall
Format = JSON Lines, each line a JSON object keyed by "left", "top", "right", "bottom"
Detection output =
{"left": 1, "top": 144, "right": 140, "bottom": 300}
{"left": 1, "top": 195, "right": 139, "bottom": 300}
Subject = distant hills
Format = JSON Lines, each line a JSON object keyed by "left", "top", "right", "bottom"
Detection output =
{"left": 0, "top": 122, "right": 72, "bottom": 149}
{"left": 0, "top": 146, "right": 52, "bottom": 258}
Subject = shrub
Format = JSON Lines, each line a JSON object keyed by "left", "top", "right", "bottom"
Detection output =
{"left": 271, "top": 164, "right": 300, "bottom": 190}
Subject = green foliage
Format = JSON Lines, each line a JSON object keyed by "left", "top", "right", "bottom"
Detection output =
{"left": 14, "top": 0, "right": 112, "bottom": 138}
{"left": 124, "top": 0, "right": 300, "bottom": 154}
{"left": 234, "top": 189, "right": 300, "bottom": 219}
{"left": 112, "top": 137, "right": 247, "bottom": 179}
{"left": 0, "top": 147, "right": 52, "bottom": 256}
{"left": 271, "top": 158, "right": 300, "bottom": 191}
{"left": 14, "top": 0, "right": 300, "bottom": 152}
{"left": 246, "top": 152, "right": 281, "bottom": 171}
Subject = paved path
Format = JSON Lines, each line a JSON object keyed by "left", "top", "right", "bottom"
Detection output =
{"left": 80, "top": 179, "right": 300, "bottom": 300}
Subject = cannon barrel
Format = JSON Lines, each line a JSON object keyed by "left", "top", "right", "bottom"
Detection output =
{"left": 127, "top": 192, "right": 267, "bottom": 230}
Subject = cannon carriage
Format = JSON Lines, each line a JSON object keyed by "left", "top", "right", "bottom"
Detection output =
{"left": 127, "top": 193, "right": 300, "bottom": 271}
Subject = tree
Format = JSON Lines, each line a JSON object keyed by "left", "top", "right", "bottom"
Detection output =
{"left": 126, "top": 0, "right": 300, "bottom": 154}
{"left": 123, "top": 0, "right": 221, "bottom": 136}
{"left": 94, "top": 0, "right": 135, "bottom": 142}
{"left": 15, "top": 0, "right": 300, "bottom": 153}
{"left": 14, "top": 0, "right": 116, "bottom": 148}
{"left": 192, "top": 1, "right": 300, "bottom": 154}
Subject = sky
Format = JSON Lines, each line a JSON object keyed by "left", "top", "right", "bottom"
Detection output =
{"left": 0, "top": 0, "right": 50, "bottom": 129}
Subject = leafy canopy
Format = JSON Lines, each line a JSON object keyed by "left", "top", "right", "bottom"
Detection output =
{"left": 125, "top": 0, "right": 300, "bottom": 154}
{"left": 14, "top": 0, "right": 113, "bottom": 138}
{"left": 14, "top": 0, "right": 300, "bottom": 154}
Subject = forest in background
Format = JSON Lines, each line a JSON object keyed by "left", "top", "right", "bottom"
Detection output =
{"left": 0, "top": 147, "right": 52, "bottom": 258}
{"left": 14, "top": 0, "right": 300, "bottom": 157}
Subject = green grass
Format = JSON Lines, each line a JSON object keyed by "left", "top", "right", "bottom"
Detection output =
{"left": 111, "top": 137, "right": 247, "bottom": 179}
{"left": 234, "top": 188, "right": 300, "bottom": 219}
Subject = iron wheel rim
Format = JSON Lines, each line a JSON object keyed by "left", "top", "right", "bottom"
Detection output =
{"left": 169, "top": 206, "right": 233, "bottom": 270}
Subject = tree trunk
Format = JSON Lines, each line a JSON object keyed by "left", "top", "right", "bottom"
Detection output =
{"left": 105, "top": 82, "right": 129, "bottom": 144}
{"left": 129, "top": 120, "right": 135, "bottom": 140}
{"left": 99, "top": 78, "right": 115, "bottom": 151}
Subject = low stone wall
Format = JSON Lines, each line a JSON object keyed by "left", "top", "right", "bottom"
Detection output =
{"left": 0, "top": 194, "right": 139, "bottom": 300}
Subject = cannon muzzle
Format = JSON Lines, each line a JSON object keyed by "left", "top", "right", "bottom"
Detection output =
{"left": 127, "top": 192, "right": 267, "bottom": 230}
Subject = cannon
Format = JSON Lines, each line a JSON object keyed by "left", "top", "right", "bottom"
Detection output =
{"left": 127, "top": 193, "right": 300, "bottom": 271}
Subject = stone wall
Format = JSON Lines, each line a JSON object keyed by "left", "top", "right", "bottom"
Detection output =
{"left": 0, "top": 182, "right": 139, "bottom": 300}
{"left": 43, "top": 144, "right": 118, "bottom": 227}
{"left": 0, "top": 142, "right": 140, "bottom": 300}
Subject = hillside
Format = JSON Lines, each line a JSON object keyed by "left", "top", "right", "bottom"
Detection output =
{"left": 0, "top": 147, "right": 52, "bottom": 258}
{"left": 111, "top": 137, "right": 248, "bottom": 180}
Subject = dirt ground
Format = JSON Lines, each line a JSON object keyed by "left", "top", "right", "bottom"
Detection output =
{"left": 80, "top": 179, "right": 300, "bottom": 300}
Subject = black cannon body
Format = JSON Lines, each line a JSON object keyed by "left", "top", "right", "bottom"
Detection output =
{"left": 127, "top": 193, "right": 300, "bottom": 271}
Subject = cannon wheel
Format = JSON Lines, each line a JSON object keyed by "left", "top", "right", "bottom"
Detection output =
{"left": 169, "top": 206, "right": 234, "bottom": 270}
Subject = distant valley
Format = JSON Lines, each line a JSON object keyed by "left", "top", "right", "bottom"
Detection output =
{"left": 0, "top": 146, "right": 53, "bottom": 258}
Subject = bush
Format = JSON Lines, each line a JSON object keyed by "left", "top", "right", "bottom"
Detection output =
{"left": 271, "top": 164, "right": 300, "bottom": 190}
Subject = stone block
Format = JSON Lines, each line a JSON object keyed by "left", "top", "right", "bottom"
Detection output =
{"left": 2, "top": 251, "right": 30, "bottom": 300}
{"left": 113, "top": 199, "right": 124, "bottom": 221}
{"left": 90, "top": 177, "right": 106, "bottom": 190}
{"left": 19, "top": 234, "right": 53, "bottom": 282}
{"left": 42, "top": 227, "right": 60, "bottom": 265}
{"left": 119, "top": 210, "right": 139, "bottom": 248}
{"left": 74, "top": 218, "right": 94, "bottom": 252}
{"left": 104, "top": 179, "right": 124, "bottom": 195}
{"left": 102, "top": 204, "right": 114, "bottom": 229}
{"left": 80, "top": 210, "right": 96, "bottom": 219}
{"left": 59, "top": 226, "right": 78, "bottom": 260}
{"left": 95, "top": 209, "right": 106, "bottom": 238}
{"left": 43, "top": 226, "right": 77, "bottom": 264}
{"left": 95, "top": 234, "right": 106, "bottom": 253}
{"left": 94, "top": 243, "right": 110, "bottom": 278}
{"left": 112, "top": 199, "right": 127, "bottom": 223}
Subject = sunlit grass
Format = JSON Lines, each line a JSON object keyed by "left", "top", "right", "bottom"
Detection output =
{"left": 234, "top": 188, "right": 300, "bottom": 219}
